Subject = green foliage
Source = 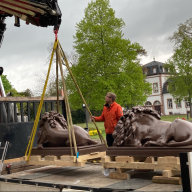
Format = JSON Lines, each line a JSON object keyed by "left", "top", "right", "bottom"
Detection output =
{"left": 165, "top": 18, "right": 192, "bottom": 104}
{"left": 18, "top": 89, "right": 33, "bottom": 97}
{"left": 67, "top": 0, "right": 151, "bottom": 110}
{"left": 1, "top": 75, "right": 12, "bottom": 94}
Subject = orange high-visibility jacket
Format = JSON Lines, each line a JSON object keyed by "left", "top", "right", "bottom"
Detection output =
{"left": 94, "top": 102, "right": 123, "bottom": 134}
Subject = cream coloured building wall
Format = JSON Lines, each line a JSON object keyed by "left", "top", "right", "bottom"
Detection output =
{"left": 145, "top": 73, "right": 187, "bottom": 115}
{"left": 163, "top": 93, "right": 188, "bottom": 115}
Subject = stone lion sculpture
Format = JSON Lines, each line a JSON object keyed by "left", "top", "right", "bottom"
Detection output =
{"left": 37, "top": 111, "right": 97, "bottom": 148}
{"left": 113, "top": 106, "right": 192, "bottom": 147}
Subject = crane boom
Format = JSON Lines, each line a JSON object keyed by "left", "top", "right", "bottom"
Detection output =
{"left": 0, "top": 0, "right": 62, "bottom": 47}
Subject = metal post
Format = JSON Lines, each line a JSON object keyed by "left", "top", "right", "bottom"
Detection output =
{"left": 180, "top": 152, "right": 191, "bottom": 192}
{"left": 82, "top": 104, "right": 88, "bottom": 131}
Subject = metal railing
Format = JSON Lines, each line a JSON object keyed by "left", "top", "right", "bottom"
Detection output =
{"left": 0, "top": 96, "right": 65, "bottom": 123}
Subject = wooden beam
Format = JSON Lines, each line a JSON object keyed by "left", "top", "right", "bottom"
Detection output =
{"left": 0, "top": 6, "right": 27, "bottom": 21}
{"left": 109, "top": 172, "right": 131, "bottom": 180}
{"left": 0, "top": 2, "right": 35, "bottom": 16}
{"left": 152, "top": 176, "right": 181, "bottom": 185}
{"left": 16, "top": 0, "right": 49, "bottom": 9}
{"left": 2, "top": 0, "right": 45, "bottom": 15}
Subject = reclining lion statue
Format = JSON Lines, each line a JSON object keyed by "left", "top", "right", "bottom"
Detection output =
{"left": 113, "top": 106, "right": 192, "bottom": 147}
{"left": 37, "top": 111, "right": 97, "bottom": 148}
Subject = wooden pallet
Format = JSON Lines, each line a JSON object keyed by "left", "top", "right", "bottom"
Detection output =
{"left": 102, "top": 156, "right": 181, "bottom": 184}
{"left": 27, "top": 152, "right": 106, "bottom": 167}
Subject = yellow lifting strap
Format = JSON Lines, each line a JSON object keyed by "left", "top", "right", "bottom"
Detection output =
{"left": 25, "top": 38, "right": 107, "bottom": 161}
{"left": 25, "top": 39, "right": 58, "bottom": 161}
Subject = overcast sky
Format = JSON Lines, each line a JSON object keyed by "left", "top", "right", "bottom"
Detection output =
{"left": 0, "top": 0, "right": 192, "bottom": 93}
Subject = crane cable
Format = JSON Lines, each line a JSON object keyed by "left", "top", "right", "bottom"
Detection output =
{"left": 56, "top": 46, "right": 76, "bottom": 157}
{"left": 58, "top": 42, "right": 107, "bottom": 147}
{"left": 25, "top": 39, "right": 78, "bottom": 161}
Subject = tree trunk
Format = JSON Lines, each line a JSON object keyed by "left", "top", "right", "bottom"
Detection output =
{"left": 190, "top": 101, "right": 192, "bottom": 118}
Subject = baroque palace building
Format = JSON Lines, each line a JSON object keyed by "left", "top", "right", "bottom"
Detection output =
{"left": 143, "top": 60, "right": 189, "bottom": 115}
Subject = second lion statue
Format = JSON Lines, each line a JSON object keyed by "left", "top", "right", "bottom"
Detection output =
{"left": 113, "top": 106, "right": 192, "bottom": 147}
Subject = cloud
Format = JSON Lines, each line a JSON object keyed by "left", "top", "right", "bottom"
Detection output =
{"left": 0, "top": 0, "right": 192, "bottom": 92}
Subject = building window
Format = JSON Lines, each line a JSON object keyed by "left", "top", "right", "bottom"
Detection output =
{"left": 166, "top": 84, "right": 169, "bottom": 92}
{"left": 153, "top": 67, "right": 157, "bottom": 74}
{"left": 153, "top": 83, "right": 158, "bottom": 93}
{"left": 167, "top": 99, "right": 173, "bottom": 109}
{"left": 185, "top": 101, "right": 190, "bottom": 108}
{"left": 145, "top": 101, "right": 152, "bottom": 108}
{"left": 176, "top": 99, "right": 182, "bottom": 108}
{"left": 154, "top": 101, "right": 161, "bottom": 106}
{"left": 160, "top": 66, "right": 164, "bottom": 73}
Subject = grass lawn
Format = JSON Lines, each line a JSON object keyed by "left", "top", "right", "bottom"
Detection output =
{"left": 161, "top": 114, "right": 192, "bottom": 121}
{"left": 75, "top": 114, "right": 192, "bottom": 140}
{"left": 76, "top": 122, "right": 105, "bottom": 140}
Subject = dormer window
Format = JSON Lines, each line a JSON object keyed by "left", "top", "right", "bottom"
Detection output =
{"left": 143, "top": 68, "right": 148, "bottom": 75}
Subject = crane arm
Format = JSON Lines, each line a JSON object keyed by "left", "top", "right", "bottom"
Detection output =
{"left": 0, "top": 0, "right": 62, "bottom": 47}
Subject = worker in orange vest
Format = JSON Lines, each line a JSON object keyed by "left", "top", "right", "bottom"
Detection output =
{"left": 92, "top": 92, "right": 123, "bottom": 146}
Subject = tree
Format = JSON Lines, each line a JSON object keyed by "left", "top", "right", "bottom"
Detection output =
{"left": 1, "top": 75, "right": 12, "bottom": 94}
{"left": 1, "top": 74, "right": 33, "bottom": 96}
{"left": 0, "top": 74, "right": 19, "bottom": 95}
{"left": 18, "top": 89, "right": 33, "bottom": 97}
{"left": 165, "top": 18, "right": 192, "bottom": 117}
{"left": 67, "top": 0, "right": 151, "bottom": 110}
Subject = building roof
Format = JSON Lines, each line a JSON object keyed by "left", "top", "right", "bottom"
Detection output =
{"left": 142, "top": 60, "right": 169, "bottom": 76}
{"left": 143, "top": 60, "right": 164, "bottom": 68}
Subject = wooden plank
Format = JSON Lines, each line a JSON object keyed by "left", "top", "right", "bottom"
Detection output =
{"left": 60, "top": 155, "right": 76, "bottom": 162}
{"left": 109, "top": 172, "right": 130, "bottom": 180}
{"left": 30, "top": 155, "right": 41, "bottom": 162}
{"left": 144, "top": 157, "right": 155, "bottom": 163}
{"left": 78, "top": 152, "right": 106, "bottom": 162}
{"left": 29, "top": 160, "right": 85, "bottom": 167}
{"left": 28, "top": 153, "right": 105, "bottom": 167}
{"left": 157, "top": 156, "right": 180, "bottom": 164}
{"left": 162, "top": 170, "right": 180, "bottom": 177}
{"left": 28, "top": 156, "right": 85, "bottom": 167}
{"left": 0, "top": 2, "right": 35, "bottom": 16}
{"left": 116, "top": 168, "right": 128, "bottom": 174}
{"left": 152, "top": 176, "right": 181, "bottom": 185}
{"left": 16, "top": 0, "right": 49, "bottom": 9}
{"left": 103, "top": 161, "right": 156, "bottom": 170}
{"left": 4, "top": 157, "right": 26, "bottom": 164}
{"left": 101, "top": 156, "right": 111, "bottom": 163}
{"left": 115, "top": 156, "right": 134, "bottom": 163}
{"left": 44, "top": 155, "right": 58, "bottom": 161}
{"left": 2, "top": 0, "right": 45, "bottom": 14}
{"left": 155, "top": 164, "right": 180, "bottom": 171}
{"left": 0, "top": 6, "right": 27, "bottom": 21}
{"left": 103, "top": 160, "right": 180, "bottom": 171}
